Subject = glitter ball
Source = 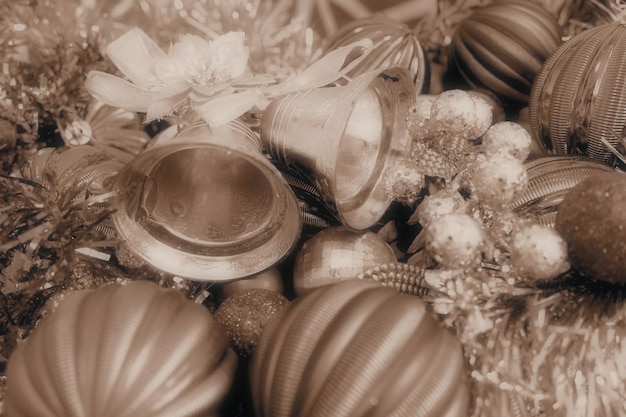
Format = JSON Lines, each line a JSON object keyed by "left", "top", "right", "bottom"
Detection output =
{"left": 556, "top": 172, "right": 626, "bottom": 283}
{"left": 482, "top": 121, "right": 532, "bottom": 161}
{"left": 411, "top": 189, "right": 466, "bottom": 226}
{"left": 292, "top": 226, "right": 398, "bottom": 296}
{"left": 214, "top": 288, "right": 288, "bottom": 357}
{"left": 406, "top": 95, "right": 435, "bottom": 141}
{"left": 430, "top": 89, "right": 484, "bottom": 140}
{"left": 424, "top": 213, "right": 485, "bottom": 268}
{"left": 468, "top": 94, "right": 494, "bottom": 139}
{"left": 472, "top": 154, "right": 528, "bottom": 205}
{"left": 382, "top": 159, "right": 424, "bottom": 201}
{"left": 511, "top": 224, "right": 570, "bottom": 281}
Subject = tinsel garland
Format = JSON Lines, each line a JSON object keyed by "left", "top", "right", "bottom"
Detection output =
{"left": 0, "top": 1, "right": 625, "bottom": 417}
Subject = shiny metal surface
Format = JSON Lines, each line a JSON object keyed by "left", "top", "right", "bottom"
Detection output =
{"left": 113, "top": 120, "right": 301, "bottom": 281}
{"left": 529, "top": 23, "right": 626, "bottom": 168}
{"left": 260, "top": 67, "right": 415, "bottom": 231}
{"left": 250, "top": 279, "right": 469, "bottom": 417}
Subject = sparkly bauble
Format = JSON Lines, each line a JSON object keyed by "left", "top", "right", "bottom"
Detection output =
{"left": 382, "top": 158, "right": 424, "bottom": 202}
{"left": 406, "top": 95, "right": 436, "bottom": 141}
{"left": 481, "top": 121, "right": 532, "bottom": 161}
{"left": 215, "top": 288, "right": 288, "bottom": 357}
{"left": 555, "top": 171, "right": 626, "bottom": 283}
{"left": 430, "top": 89, "right": 493, "bottom": 142}
{"left": 512, "top": 156, "right": 614, "bottom": 227}
{"left": 424, "top": 213, "right": 485, "bottom": 269}
{"left": 448, "top": 0, "right": 562, "bottom": 108}
{"left": 221, "top": 268, "right": 284, "bottom": 301}
{"left": 323, "top": 16, "right": 429, "bottom": 92}
{"left": 511, "top": 224, "right": 570, "bottom": 281}
{"left": 472, "top": 154, "right": 528, "bottom": 205}
{"left": 410, "top": 189, "right": 467, "bottom": 227}
{"left": 5, "top": 281, "right": 237, "bottom": 417}
{"left": 250, "top": 279, "right": 470, "bottom": 417}
{"left": 529, "top": 23, "right": 626, "bottom": 167}
{"left": 292, "top": 226, "right": 397, "bottom": 296}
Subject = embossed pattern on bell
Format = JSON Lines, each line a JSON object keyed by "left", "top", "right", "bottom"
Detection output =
{"left": 529, "top": 23, "right": 626, "bottom": 168}
{"left": 512, "top": 156, "right": 614, "bottom": 226}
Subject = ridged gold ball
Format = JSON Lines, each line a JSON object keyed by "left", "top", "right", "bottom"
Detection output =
{"left": 529, "top": 23, "right": 626, "bottom": 167}
{"left": 250, "top": 279, "right": 470, "bottom": 417}
{"left": 5, "top": 281, "right": 237, "bottom": 417}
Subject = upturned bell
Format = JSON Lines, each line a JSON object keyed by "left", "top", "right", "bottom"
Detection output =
{"left": 113, "top": 120, "right": 301, "bottom": 281}
{"left": 260, "top": 66, "right": 415, "bottom": 231}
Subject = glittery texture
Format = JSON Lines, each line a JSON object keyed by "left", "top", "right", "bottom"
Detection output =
{"left": 215, "top": 288, "right": 288, "bottom": 357}
{"left": 472, "top": 154, "right": 528, "bottom": 205}
{"left": 481, "top": 121, "right": 532, "bottom": 161}
{"left": 510, "top": 224, "right": 570, "bottom": 281}
{"left": 556, "top": 171, "right": 626, "bottom": 283}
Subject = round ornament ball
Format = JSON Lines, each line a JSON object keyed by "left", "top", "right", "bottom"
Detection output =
{"left": 424, "top": 213, "right": 485, "bottom": 269}
{"left": 220, "top": 268, "right": 284, "bottom": 301}
{"left": 529, "top": 23, "right": 626, "bottom": 168}
{"left": 250, "top": 279, "right": 470, "bottom": 417}
{"left": 215, "top": 288, "right": 289, "bottom": 357}
{"left": 292, "top": 226, "right": 397, "bottom": 296}
{"left": 511, "top": 156, "right": 614, "bottom": 228}
{"left": 472, "top": 154, "right": 528, "bottom": 205}
{"left": 448, "top": 0, "right": 562, "bottom": 108}
{"left": 323, "top": 16, "right": 429, "bottom": 93}
{"left": 5, "top": 281, "right": 237, "bottom": 417}
{"left": 555, "top": 171, "right": 626, "bottom": 283}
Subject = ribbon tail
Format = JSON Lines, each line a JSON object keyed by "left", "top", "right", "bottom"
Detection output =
{"left": 84, "top": 71, "right": 158, "bottom": 113}
{"left": 194, "top": 90, "right": 260, "bottom": 126}
{"left": 104, "top": 27, "right": 167, "bottom": 88}
{"left": 270, "top": 39, "right": 373, "bottom": 94}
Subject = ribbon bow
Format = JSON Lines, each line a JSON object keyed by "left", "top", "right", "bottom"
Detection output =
{"left": 85, "top": 27, "right": 373, "bottom": 126}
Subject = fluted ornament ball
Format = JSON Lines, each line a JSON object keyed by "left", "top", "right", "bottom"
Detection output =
{"left": 5, "top": 281, "right": 237, "bottom": 417}
{"left": 250, "top": 279, "right": 470, "bottom": 417}
{"left": 448, "top": 0, "right": 562, "bottom": 107}
{"left": 529, "top": 23, "right": 626, "bottom": 167}
{"left": 556, "top": 171, "right": 626, "bottom": 283}
{"left": 292, "top": 226, "right": 397, "bottom": 295}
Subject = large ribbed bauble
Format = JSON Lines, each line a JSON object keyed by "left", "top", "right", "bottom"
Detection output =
{"left": 324, "top": 16, "right": 429, "bottom": 93}
{"left": 529, "top": 23, "right": 626, "bottom": 167}
{"left": 448, "top": 0, "right": 562, "bottom": 108}
{"left": 5, "top": 281, "right": 237, "bottom": 417}
{"left": 250, "top": 279, "right": 470, "bottom": 417}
